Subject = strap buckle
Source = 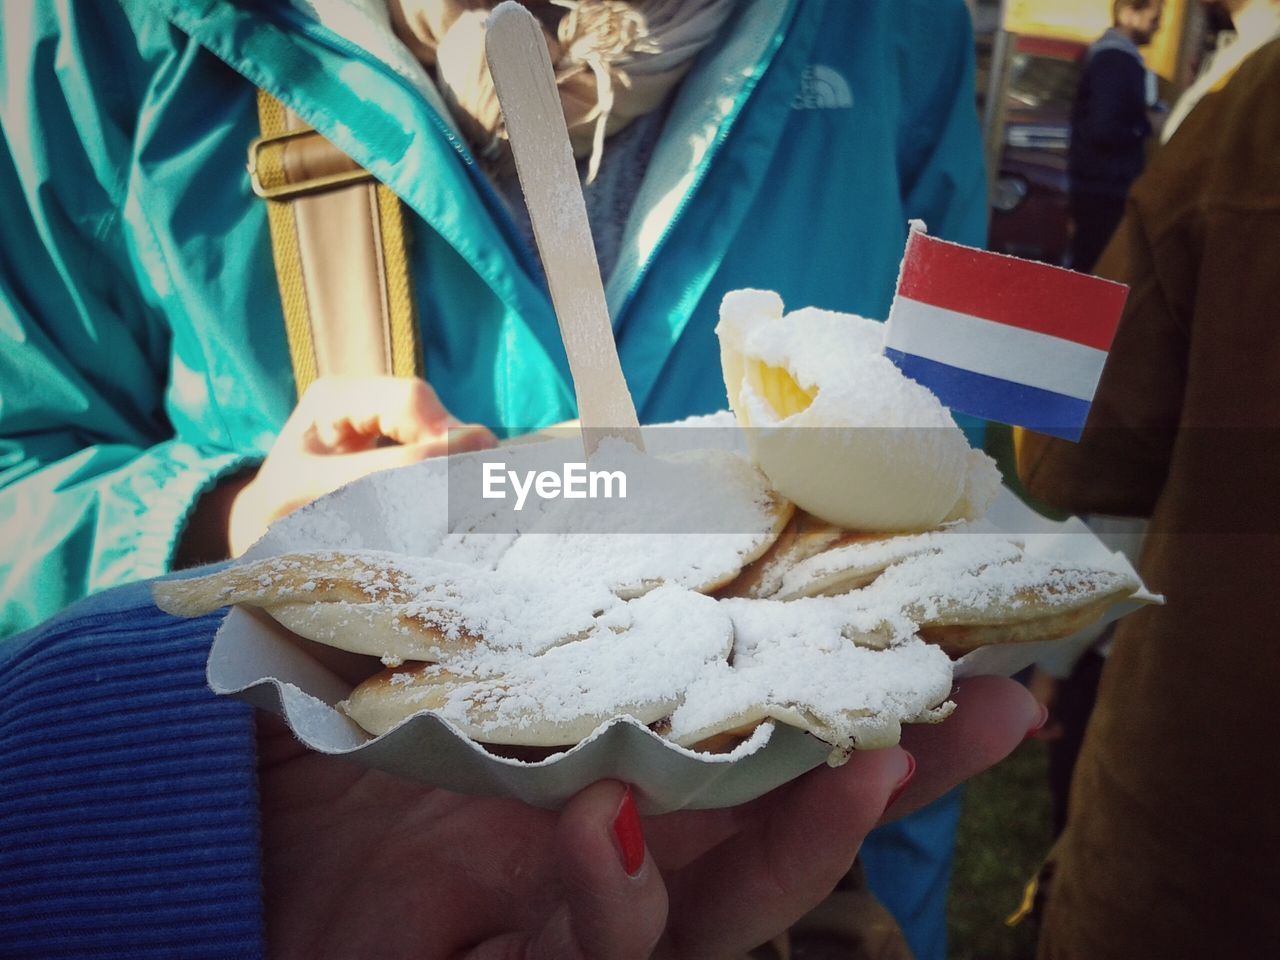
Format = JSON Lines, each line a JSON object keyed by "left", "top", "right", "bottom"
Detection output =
{"left": 247, "top": 127, "right": 374, "bottom": 200}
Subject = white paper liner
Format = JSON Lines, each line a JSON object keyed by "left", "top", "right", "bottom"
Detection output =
{"left": 205, "top": 416, "right": 1156, "bottom": 814}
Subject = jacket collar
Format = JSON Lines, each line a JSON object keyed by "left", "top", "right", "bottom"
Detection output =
{"left": 146, "top": 0, "right": 804, "bottom": 413}
{"left": 604, "top": 0, "right": 799, "bottom": 319}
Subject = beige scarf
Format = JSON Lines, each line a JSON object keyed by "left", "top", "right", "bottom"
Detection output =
{"left": 388, "top": 0, "right": 736, "bottom": 180}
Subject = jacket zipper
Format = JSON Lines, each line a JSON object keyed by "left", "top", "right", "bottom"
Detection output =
{"left": 611, "top": 0, "right": 802, "bottom": 326}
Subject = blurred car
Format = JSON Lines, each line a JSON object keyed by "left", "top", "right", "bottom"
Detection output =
{"left": 988, "top": 35, "right": 1084, "bottom": 266}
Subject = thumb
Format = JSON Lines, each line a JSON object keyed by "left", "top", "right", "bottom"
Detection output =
{"left": 531, "top": 782, "right": 669, "bottom": 960}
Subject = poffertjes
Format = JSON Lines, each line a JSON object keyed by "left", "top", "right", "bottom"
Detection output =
{"left": 154, "top": 293, "right": 1149, "bottom": 762}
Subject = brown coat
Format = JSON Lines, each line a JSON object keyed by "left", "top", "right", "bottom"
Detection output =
{"left": 1018, "top": 39, "right": 1280, "bottom": 960}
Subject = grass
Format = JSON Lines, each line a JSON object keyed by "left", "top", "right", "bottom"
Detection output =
{"left": 947, "top": 738, "right": 1053, "bottom": 960}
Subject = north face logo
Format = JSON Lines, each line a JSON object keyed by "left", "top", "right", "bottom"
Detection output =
{"left": 792, "top": 65, "right": 854, "bottom": 110}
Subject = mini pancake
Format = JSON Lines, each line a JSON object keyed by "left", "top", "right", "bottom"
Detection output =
{"left": 684, "top": 719, "right": 768, "bottom": 755}
{"left": 341, "top": 660, "right": 701, "bottom": 746}
{"left": 846, "top": 546, "right": 1142, "bottom": 658}
{"left": 668, "top": 600, "right": 956, "bottom": 761}
{"left": 152, "top": 551, "right": 420, "bottom": 616}
{"left": 909, "top": 568, "right": 1139, "bottom": 656}
{"left": 153, "top": 551, "right": 605, "bottom": 664}
{"left": 675, "top": 701, "right": 951, "bottom": 761}
{"left": 770, "top": 526, "right": 1023, "bottom": 601}
{"left": 669, "top": 650, "right": 955, "bottom": 761}
{"left": 153, "top": 552, "right": 468, "bottom": 661}
{"left": 713, "top": 509, "right": 847, "bottom": 599}
{"left": 341, "top": 586, "right": 735, "bottom": 745}
{"left": 495, "top": 447, "right": 795, "bottom": 597}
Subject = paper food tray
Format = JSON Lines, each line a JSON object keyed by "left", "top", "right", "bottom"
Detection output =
{"left": 205, "top": 417, "right": 1156, "bottom": 814}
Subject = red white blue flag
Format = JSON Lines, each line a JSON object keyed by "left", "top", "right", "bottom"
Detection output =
{"left": 884, "top": 226, "right": 1129, "bottom": 442}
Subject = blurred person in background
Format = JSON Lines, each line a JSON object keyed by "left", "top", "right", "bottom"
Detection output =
{"left": 1018, "top": 18, "right": 1280, "bottom": 958}
{"left": 0, "top": 1, "right": 994, "bottom": 956}
{"left": 1067, "top": 0, "right": 1163, "bottom": 272}
{"left": 1029, "top": 0, "right": 1280, "bottom": 849}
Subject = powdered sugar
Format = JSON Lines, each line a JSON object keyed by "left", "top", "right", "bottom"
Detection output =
{"left": 496, "top": 442, "right": 786, "bottom": 595}
{"left": 740, "top": 308, "right": 953, "bottom": 431}
{"left": 670, "top": 596, "right": 955, "bottom": 754}
{"left": 774, "top": 522, "right": 1021, "bottom": 600}
{"left": 432, "top": 587, "right": 733, "bottom": 736}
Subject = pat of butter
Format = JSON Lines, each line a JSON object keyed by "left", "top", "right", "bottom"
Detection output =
{"left": 716, "top": 290, "right": 1000, "bottom": 532}
{"left": 747, "top": 361, "right": 816, "bottom": 420}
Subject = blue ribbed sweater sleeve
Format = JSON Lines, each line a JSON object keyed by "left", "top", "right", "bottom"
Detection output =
{"left": 0, "top": 580, "right": 264, "bottom": 959}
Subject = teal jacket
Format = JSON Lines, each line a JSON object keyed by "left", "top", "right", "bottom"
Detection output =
{"left": 0, "top": 0, "right": 987, "bottom": 639}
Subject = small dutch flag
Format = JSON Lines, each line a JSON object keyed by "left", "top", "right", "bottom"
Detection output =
{"left": 884, "top": 224, "right": 1129, "bottom": 442}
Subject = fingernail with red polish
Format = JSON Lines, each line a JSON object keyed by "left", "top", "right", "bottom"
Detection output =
{"left": 884, "top": 751, "right": 916, "bottom": 813}
{"left": 1024, "top": 703, "right": 1050, "bottom": 740}
{"left": 612, "top": 786, "right": 645, "bottom": 876}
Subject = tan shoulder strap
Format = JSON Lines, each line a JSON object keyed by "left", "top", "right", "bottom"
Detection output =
{"left": 248, "top": 91, "right": 421, "bottom": 396}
